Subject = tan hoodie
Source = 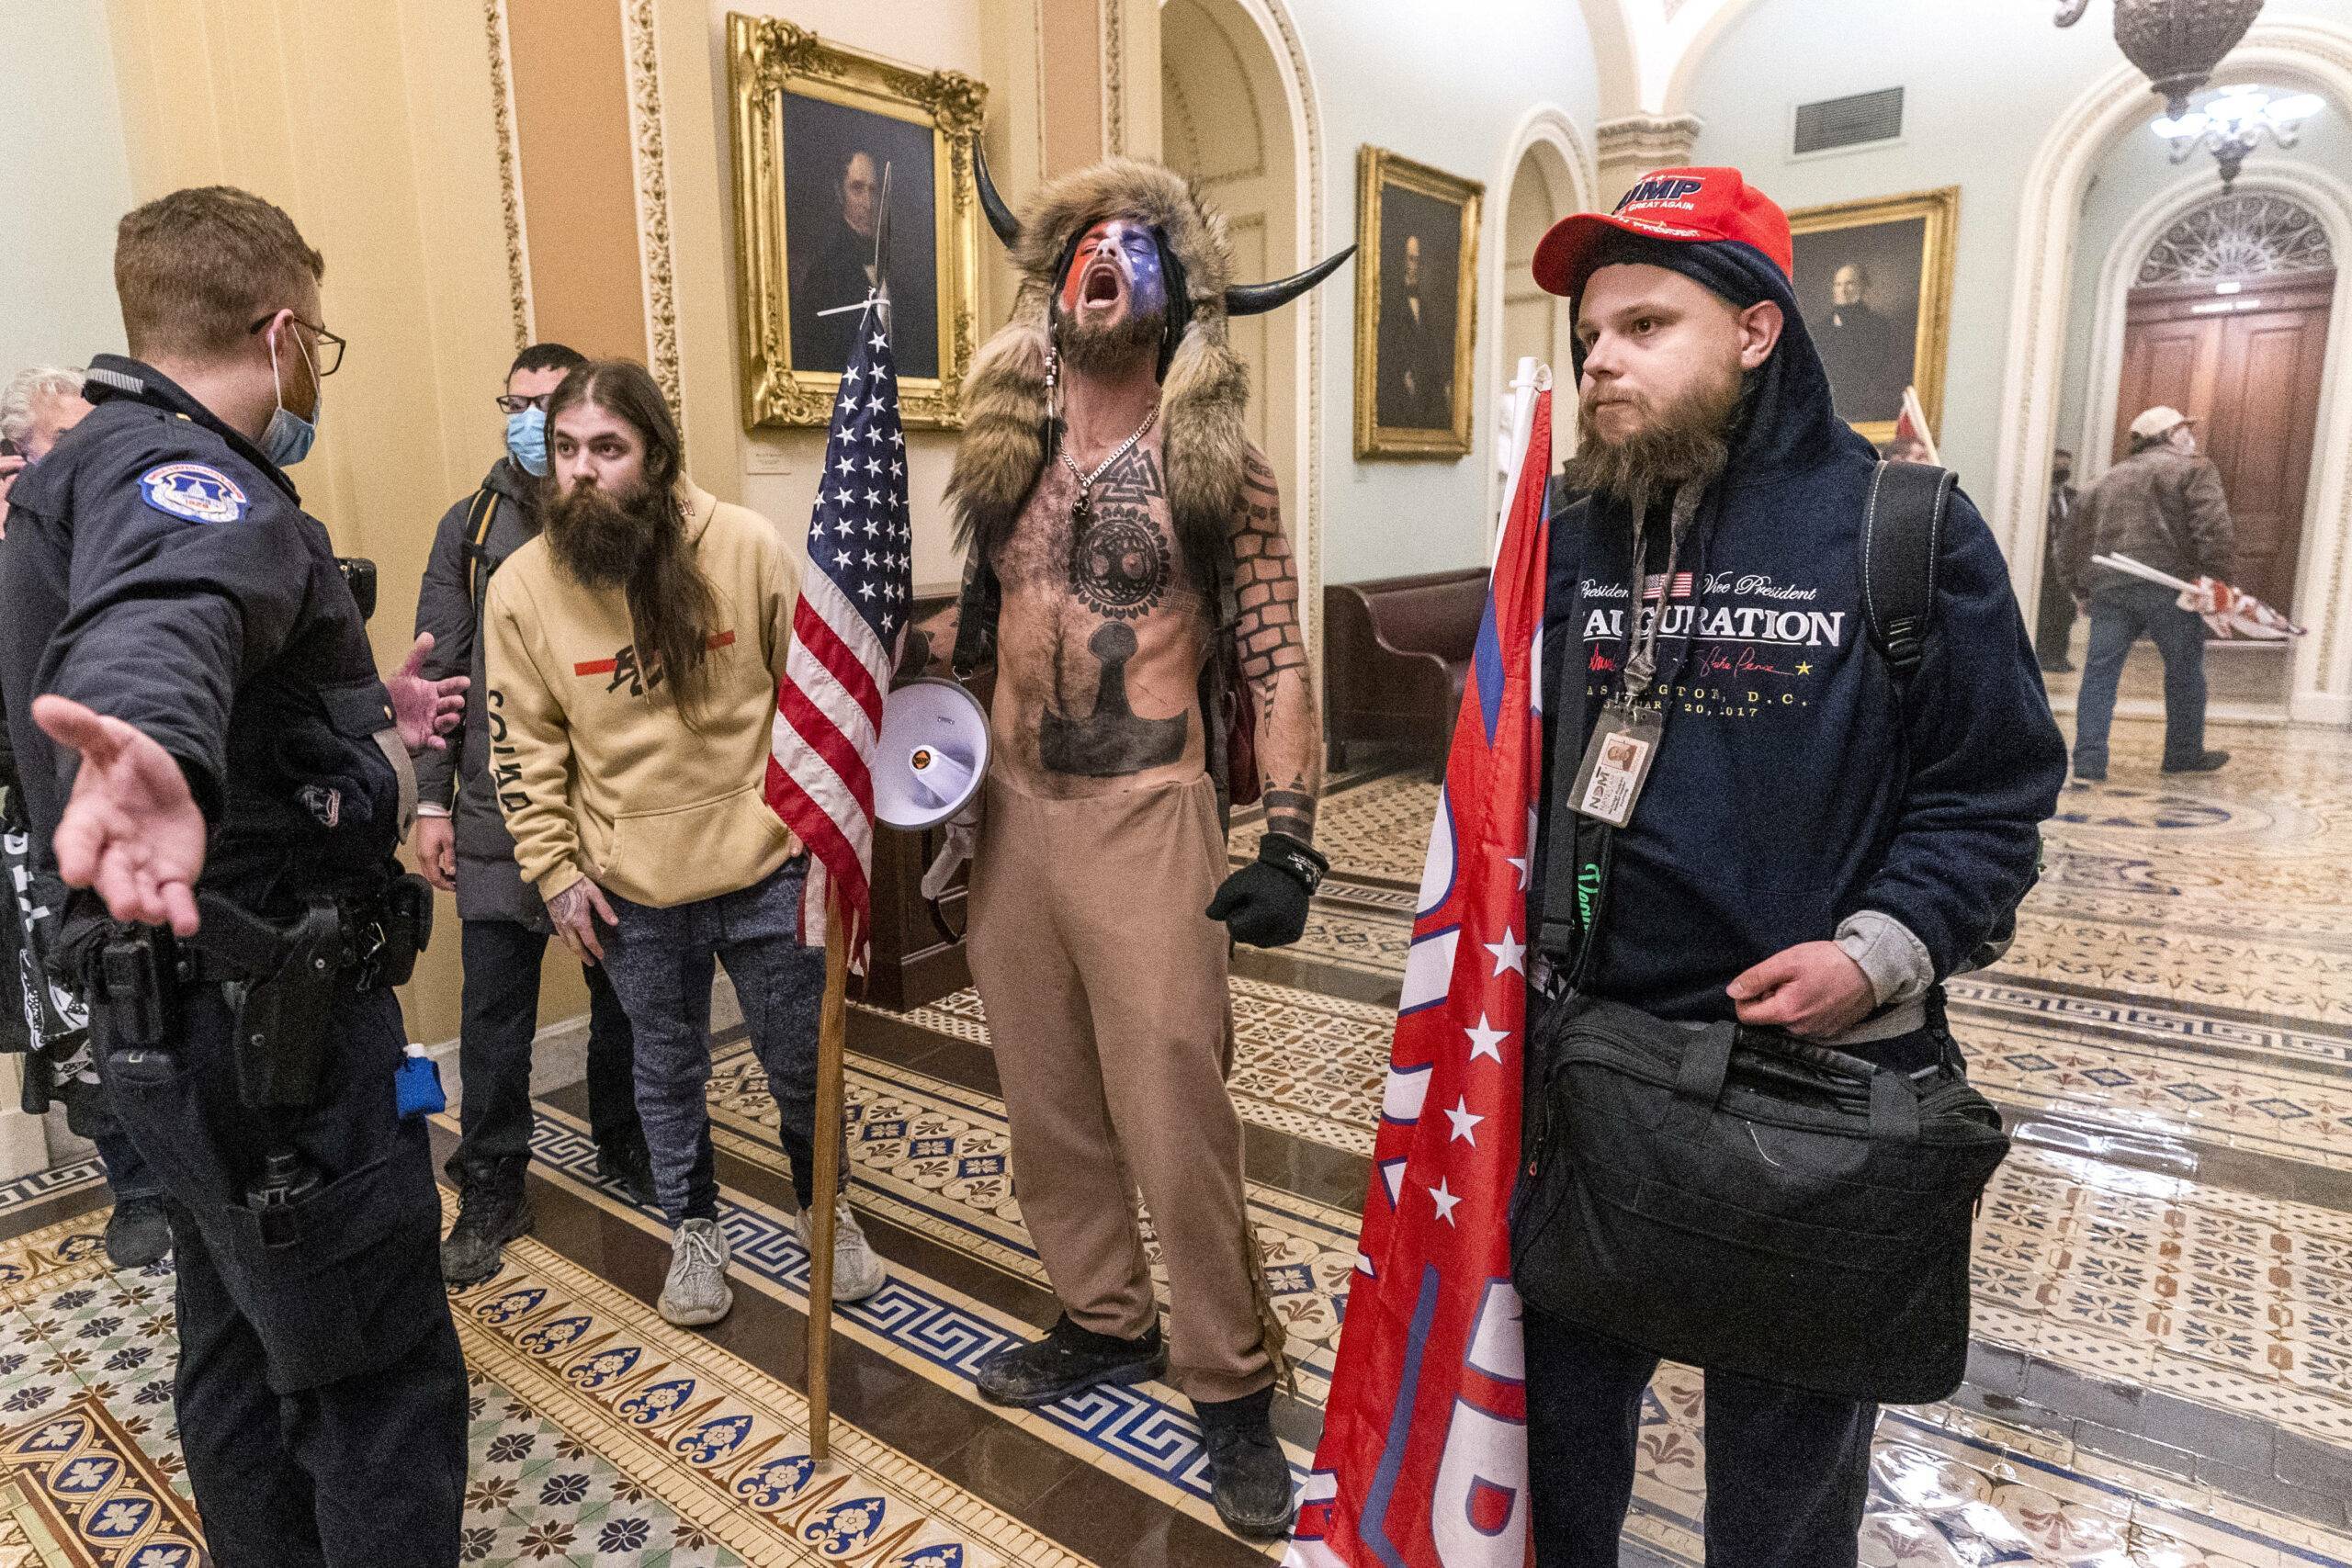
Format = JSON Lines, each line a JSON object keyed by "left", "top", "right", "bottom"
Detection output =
{"left": 484, "top": 480, "right": 800, "bottom": 909}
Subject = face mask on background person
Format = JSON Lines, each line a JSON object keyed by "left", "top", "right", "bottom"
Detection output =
{"left": 505, "top": 406, "right": 549, "bottom": 476}
{"left": 263, "top": 319, "right": 321, "bottom": 468}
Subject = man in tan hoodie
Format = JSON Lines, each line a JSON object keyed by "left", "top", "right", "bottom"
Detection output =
{"left": 483, "top": 359, "right": 884, "bottom": 1325}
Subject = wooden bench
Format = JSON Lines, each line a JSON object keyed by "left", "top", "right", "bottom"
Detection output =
{"left": 1322, "top": 568, "right": 1488, "bottom": 776}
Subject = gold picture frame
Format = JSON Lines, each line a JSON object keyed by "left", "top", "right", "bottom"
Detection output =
{"left": 726, "top": 16, "right": 986, "bottom": 430}
{"left": 1354, "top": 146, "right": 1484, "bottom": 458}
{"left": 1786, "top": 186, "right": 1960, "bottom": 447}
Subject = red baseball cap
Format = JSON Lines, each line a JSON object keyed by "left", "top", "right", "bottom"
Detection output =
{"left": 1532, "top": 167, "right": 1794, "bottom": 300}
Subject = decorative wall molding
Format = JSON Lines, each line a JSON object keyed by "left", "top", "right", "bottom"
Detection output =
{"left": 620, "top": 0, "right": 683, "bottom": 426}
{"left": 1101, "top": 0, "right": 1125, "bottom": 156}
{"left": 1593, "top": 112, "right": 1702, "bottom": 204}
{"left": 482, "top": 0, "right": 533, "bottom": 352}
{"left": 1995, "top": 18, "right": 2352, "bottom": 719}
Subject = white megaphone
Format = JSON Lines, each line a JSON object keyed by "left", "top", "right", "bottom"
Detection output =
{"left": 874, "top": 676, "right": 990, "bottom": 830}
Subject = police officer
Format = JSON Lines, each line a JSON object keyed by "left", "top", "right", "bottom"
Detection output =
{"left": 0, "top": 186, "right": 469, "bottom": 1567}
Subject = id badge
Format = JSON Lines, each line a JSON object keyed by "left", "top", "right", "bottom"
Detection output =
{"left": 1568, "top": 704, "right": 1663, "bottom": 828}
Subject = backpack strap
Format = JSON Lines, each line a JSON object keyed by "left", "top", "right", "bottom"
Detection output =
{"left": 462, "top": 487, "right": 503, "bottom": 610}
{"left": 1860, "top": 460, "right": 1955, "bottom": 692}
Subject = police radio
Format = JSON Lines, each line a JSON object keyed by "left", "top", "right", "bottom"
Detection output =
{"left": 334, "top": 556, "right": 378, "bottom": 622}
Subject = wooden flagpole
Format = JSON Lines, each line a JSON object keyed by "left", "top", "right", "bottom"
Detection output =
{"left": 806, "top": 890, "right": 850, "bottom": 1466}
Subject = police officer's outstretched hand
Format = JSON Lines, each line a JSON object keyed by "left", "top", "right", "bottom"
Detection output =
{"left": 29, "top": 695, "right": 205, "bottom": 937}
{"left": 390, "top": 632, "right": 469, "bottom": 753}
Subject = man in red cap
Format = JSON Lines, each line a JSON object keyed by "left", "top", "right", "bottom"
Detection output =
{"left": 1513, "top": 170, "right": 2064, "bottom": 1565}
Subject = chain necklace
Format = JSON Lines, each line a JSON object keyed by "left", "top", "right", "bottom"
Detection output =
{"left": 1059, "top": 408, "right": 1159, "bottom": 528}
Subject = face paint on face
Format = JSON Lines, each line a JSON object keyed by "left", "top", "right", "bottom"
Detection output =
{"left": 1057, "top": 218, "right": 1169, "bottom": 322}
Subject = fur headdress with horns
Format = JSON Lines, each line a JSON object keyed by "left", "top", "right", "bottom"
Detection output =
{"left": 946, "top": 150, "right": 1351, "bottom": 586}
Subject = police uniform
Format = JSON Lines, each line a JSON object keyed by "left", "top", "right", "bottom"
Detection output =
{"left": 0, "top": 355, "right": 467, "bottom": 1567}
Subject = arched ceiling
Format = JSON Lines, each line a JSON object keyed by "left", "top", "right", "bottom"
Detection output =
{"left": 1578, "top": 0, "right": 1760, "bottom": 118}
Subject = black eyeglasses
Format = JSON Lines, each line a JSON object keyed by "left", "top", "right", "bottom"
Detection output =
{"left": 494, "top": 392, "right": 556, "bottom": 415}
{"left": 247, "top": 311, "right": 346, "bottom": 377}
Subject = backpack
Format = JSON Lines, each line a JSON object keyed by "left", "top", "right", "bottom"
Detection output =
{"left": 1859, "top": 460, "right": 2035, "bottom": 974}
{"left": 461, "top": 487, "right": 503, "bottom": 610}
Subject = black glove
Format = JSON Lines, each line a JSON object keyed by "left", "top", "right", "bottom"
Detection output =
{"left": 1206, "top": 831, "right": 1328, "bottom": 948}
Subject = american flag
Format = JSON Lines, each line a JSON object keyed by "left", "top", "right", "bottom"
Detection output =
{"left": 1289, "top": 387, "right": 1550, "bottom": 1567}
{"left": 764, "top": 305, "right": 913, "bottom": 965}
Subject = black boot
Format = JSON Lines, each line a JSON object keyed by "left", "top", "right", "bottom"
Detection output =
{"left": 2163, "top": 750, "right": 2230, "bottom": 774}
{"left": 1196, "top": 1385, "right": 1293, "bottom": 1540}
{"left": 441, "top": 1160, "right": 533, "bottom": 1288}
{"left": 104, "top": 1196, "right": 173, "bottom": 1269}
{"left": 595, "top": 1134, "right": 657, "bottom": 1208}
{"left": 973, "top": 1314, "right": 1166, "bottom": 1408}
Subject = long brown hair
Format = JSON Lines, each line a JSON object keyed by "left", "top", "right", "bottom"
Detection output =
{"left": 547, "top": 361, "right": 723, "bottom": 726}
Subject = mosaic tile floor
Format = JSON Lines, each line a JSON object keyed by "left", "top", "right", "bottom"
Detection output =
{"left": 3, "top": 713, "right": 2347, "bottom": 1564}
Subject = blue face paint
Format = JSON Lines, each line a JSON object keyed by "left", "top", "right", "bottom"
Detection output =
{"left": 1059, "top": 219, "right": 1168, "bottom": 321}
{"left": 504, "top": 406, "right": 549, "bottom": 476}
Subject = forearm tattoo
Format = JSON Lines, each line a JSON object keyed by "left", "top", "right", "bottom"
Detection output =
{"left": 1235, "top": 452, "right": 1308, "bottom": 686}
{"left": 1263, "top": 782, "right": 1316, "bottom": 845}
{"left": 1231, "top": 450, "right": 1320, "bottom": 844}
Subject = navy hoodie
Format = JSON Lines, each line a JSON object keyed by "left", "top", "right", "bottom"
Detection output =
{"left": 1535, "top": 243, "right": 2065, "bottom": 1021}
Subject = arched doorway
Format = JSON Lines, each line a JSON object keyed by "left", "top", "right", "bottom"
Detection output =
{"left": 1500, "top": 140, "right": 1577, "bottom": 447}
{"left": 2110, "top": 192, "right": 2335, "bottom": 620}
{"left": 1161, "top": 0, "right": 1307, "bottom": 606}
{"left": 1484, "top": 108, "right": 1593, "bottom": 530}
{"left": 1994, "top": 19, "right": 2352, "bottom": 724}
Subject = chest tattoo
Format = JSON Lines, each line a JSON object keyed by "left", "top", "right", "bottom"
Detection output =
{"left": 1066, "top": 444, "right": 1171, "bottom": 621}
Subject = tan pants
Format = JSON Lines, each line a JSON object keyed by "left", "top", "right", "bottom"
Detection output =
{"left": 966, "top": 773, "right": 1273, "bottom": 1404}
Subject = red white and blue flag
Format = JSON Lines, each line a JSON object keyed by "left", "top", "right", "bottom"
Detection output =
{"left": 1289, "top": 388, "right": 1552, "bottom": 1568}
{"left": 766, "top": 305, "right": 914, "bottom": 966}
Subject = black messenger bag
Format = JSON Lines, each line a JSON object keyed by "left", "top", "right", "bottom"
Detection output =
{"left": 1510, "top": 993, "right": 2010, "bottom": 1405}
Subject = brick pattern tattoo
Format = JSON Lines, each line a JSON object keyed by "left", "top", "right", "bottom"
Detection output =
{"left": 1232, "top": 449, "right": 1319, "bottom": 844}
{"left": 1235, "top": 452, "right": 1307, "bottom": 686}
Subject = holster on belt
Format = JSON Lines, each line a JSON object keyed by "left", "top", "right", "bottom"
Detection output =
{"left": 82, "top": 874, "right": 435, "bottom": 1114}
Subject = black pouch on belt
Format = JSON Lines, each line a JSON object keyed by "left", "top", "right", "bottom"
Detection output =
{"left": 1509, "top": 992, "right": 2010, "bottom": 1404}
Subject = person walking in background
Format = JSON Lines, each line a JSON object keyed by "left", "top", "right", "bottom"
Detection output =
{"left": 413, "top": 341, "right": 654, "bottom": 1289}
{"left": 2063, "top": 406, "right": 2236, "bottom": 782}
{"left": 2037, "top": 447, "right": 2079, "bottom": 673}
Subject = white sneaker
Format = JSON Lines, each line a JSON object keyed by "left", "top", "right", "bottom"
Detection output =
{"left": 796, "top": 1197, "right": 887, "bottom": 1303}
{"left": 659, "top": 1217, "right": 734, "bottom": 1326}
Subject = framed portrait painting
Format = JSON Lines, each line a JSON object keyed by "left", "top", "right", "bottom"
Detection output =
{"left": 1354, "top": 147, "right": 1483, "bottom": 458}
{"left": 726, "top": 16, "right": 987, "bottom": 429}
{"left": 1786, "top": 186, "right": 1959, "bottom": 446}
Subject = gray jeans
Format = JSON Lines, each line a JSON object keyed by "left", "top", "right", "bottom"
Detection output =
{"left": 599, "top": 857, "right": 839, "bottom": 1223}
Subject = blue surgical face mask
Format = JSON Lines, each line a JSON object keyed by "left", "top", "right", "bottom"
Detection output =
{"left": 504, "top": 406, "right": 549, "bottom": 476}
{"left": 263, "top": 321, "right": 321, "bottom": 468}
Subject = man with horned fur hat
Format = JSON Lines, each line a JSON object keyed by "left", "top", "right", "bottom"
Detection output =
{"left": 908, "top": 152, "right": 1349, "bottom": 1540}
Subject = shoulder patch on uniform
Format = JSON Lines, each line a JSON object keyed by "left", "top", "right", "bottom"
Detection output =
{"left": 138, "top": 462, "right": 249, "bottom": 525}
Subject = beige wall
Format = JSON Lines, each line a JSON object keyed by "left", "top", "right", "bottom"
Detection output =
{"left": 102, "top": 0, "right": 552, "bottom": 1046}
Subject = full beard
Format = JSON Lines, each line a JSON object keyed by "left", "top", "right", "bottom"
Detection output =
{"left": 1562, "top": 360, "right": 1744, "bottom": 509}
{"left": 1058, "top": 301, "right": 1164, "bottom": 378}
{"left": 545, "top": 479, "right": 670, "bottom": 590}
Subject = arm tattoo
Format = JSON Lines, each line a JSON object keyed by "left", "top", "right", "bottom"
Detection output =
{"left": 1233, "top": 452, "right": 1307, "bottom": 683}
{"left": 1262, "top": 782, "right": 1317, "bottom": 844}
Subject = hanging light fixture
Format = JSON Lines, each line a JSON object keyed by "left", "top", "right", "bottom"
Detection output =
{"left": 2055, "top": 0, "right": 2267, "bottom": 118}
{"left": 2153, "top": 85, "right": 2324, "bottom": 189}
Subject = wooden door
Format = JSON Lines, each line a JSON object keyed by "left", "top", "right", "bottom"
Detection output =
{"left": 2112, "top": 272, "right": 2334, "bottom": 612}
